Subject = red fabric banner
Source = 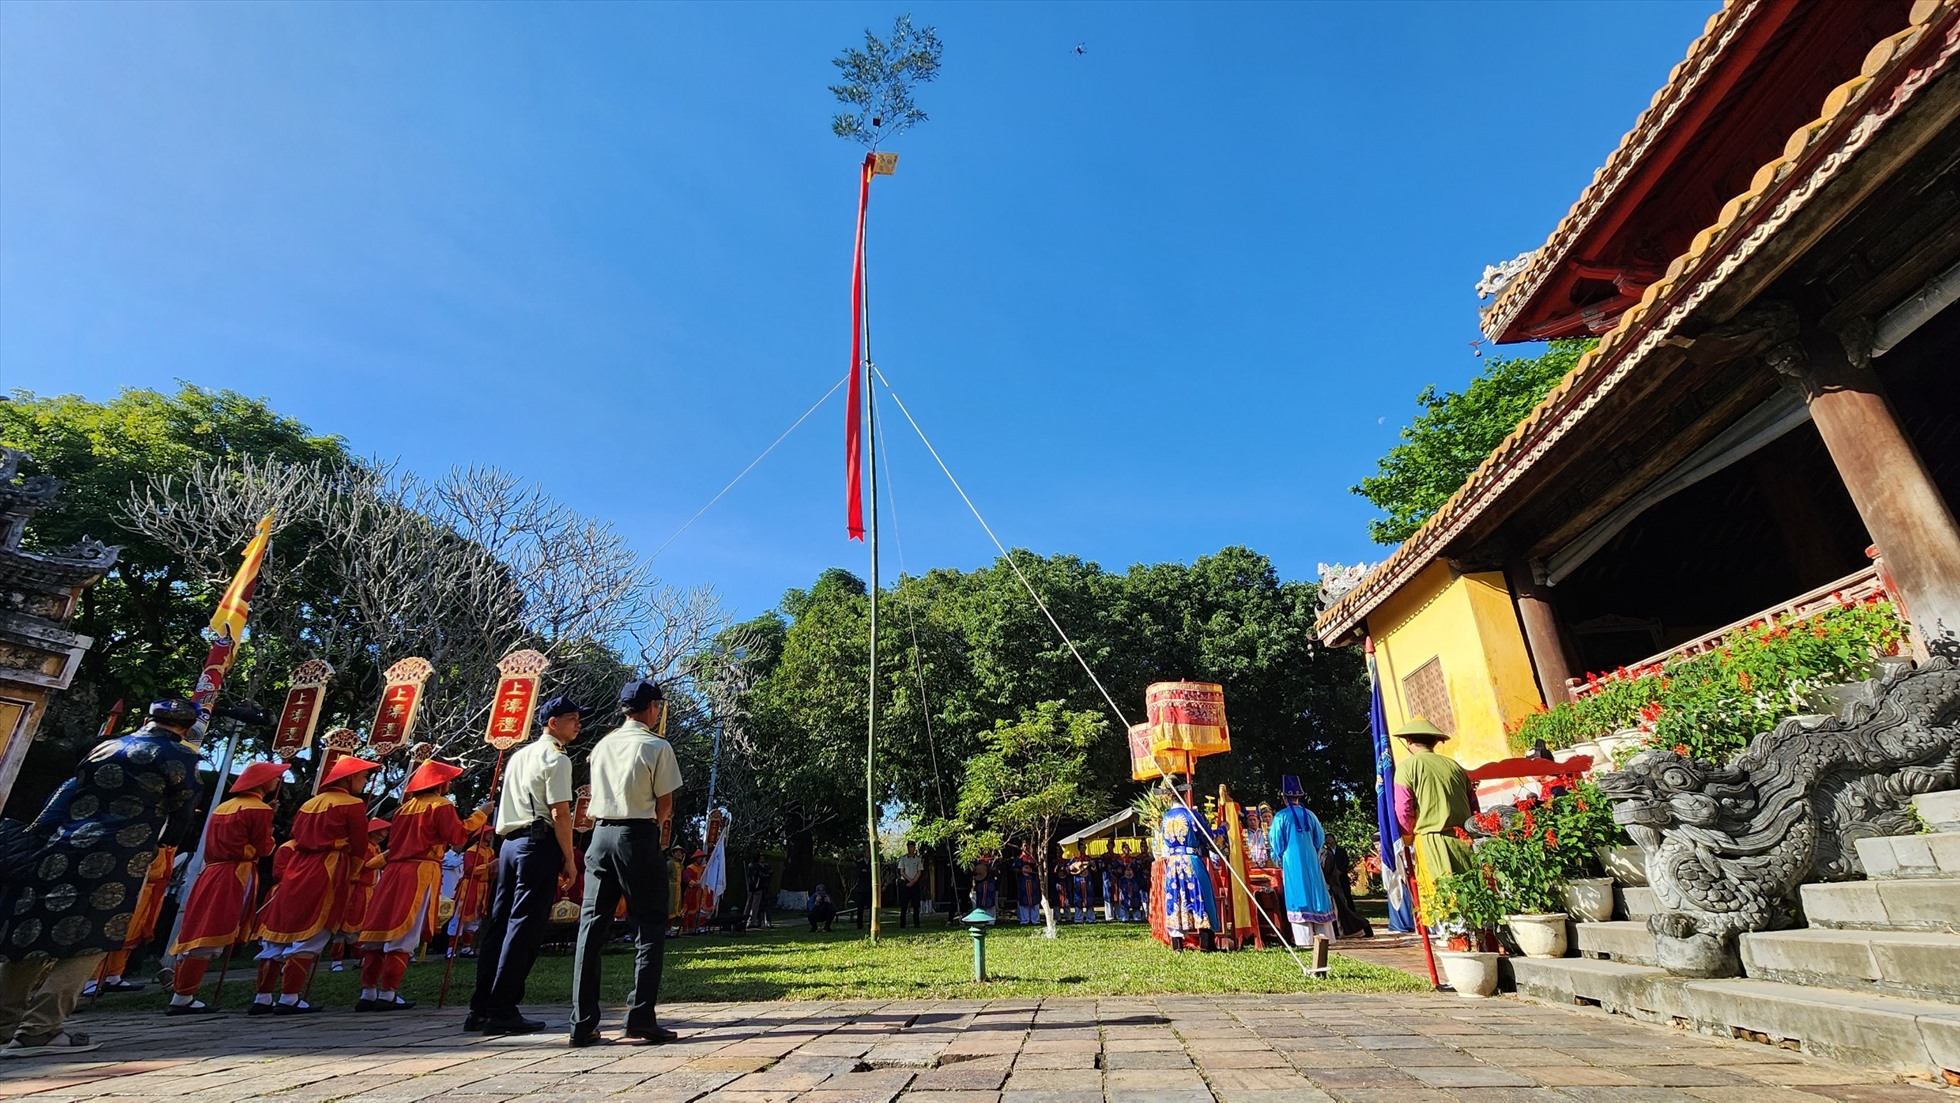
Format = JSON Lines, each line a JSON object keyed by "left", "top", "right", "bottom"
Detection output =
{"left": 846, "top": 153, "right": 874, "bottom": 541}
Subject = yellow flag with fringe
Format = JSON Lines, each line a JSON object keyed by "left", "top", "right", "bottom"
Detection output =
{"left": 209, "top": 512, "right": 273, "bottom": 645}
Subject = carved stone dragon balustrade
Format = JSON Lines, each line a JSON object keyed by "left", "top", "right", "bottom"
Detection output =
{"left": 1598, "top": 658, "right": 1960, "bottom": 977}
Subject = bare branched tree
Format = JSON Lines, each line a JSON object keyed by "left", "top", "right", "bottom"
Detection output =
{"left": 126, "top": 458, "right": 728, "bottom": 794}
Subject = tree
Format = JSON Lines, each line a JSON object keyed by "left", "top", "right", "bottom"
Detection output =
{"left": 1352, "top": 339, "right": 1594, "bottom": 545}
{"left": 829, "top": 14, "right": 942, "bottom": 149}
{"left": 0, "top": 386, "right": 348, "bottom": 746}
{"left": 935, "top": 701, "right": 1108, "bottom": 937}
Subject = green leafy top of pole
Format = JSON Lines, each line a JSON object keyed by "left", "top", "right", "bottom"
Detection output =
{"left": 829, "top": 14, "right": 942, "bottom": 150}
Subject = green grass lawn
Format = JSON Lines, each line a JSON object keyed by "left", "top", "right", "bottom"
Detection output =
{"left": 97, "top": 912, "right": 1424, "bottom": 1015}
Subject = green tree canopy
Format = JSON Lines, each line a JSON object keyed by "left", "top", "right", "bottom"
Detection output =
{"left": 1352, "top": 339, "right": 1594, "bottom": 545}
{"left": 1, "top": 386, "right": 349, "bottom": 738}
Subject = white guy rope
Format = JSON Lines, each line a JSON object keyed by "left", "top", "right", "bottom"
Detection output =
{"left": 650, "top": 373, "right": 849, "bottom": 562}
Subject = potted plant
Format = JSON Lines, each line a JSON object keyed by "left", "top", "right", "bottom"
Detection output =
{"left": 1480, "top": 805, "right": 1569, "bottom": 958}
{"left": 1553, "top": 783, "right": 1622, "bottom": 922}
{"left": 1429, "top": 868, "right": 1503, "bottom": 997}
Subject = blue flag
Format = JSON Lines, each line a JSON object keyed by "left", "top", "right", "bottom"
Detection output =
{"left": 1371, "top": 658, "right": 1417, "bottom": 933}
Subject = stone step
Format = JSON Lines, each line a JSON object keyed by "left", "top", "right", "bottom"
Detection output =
{"left": 1916, "top": 790, "right": 1960, "bottom": 834}
{"left": 1855, "top": 832, "right": 1960, "bottom": 879}
{"left": 1510, "top": 955, "right": 1960, "bottom": 1079}
{"left": 1573, "top": 920, "right": 1657, "bottom": 966}
{"left": 1616, "top": 885, "right": 1657, "bottom": 919}
{"left": 1801, "top": 877, "right": 1960, "bottom": 933}
{"left": 1741, "top": 927, "right": 1960, "bottom": 1004}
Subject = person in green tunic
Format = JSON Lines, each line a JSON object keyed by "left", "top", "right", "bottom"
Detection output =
{"left": 1389, "top": 719, "right": 1477, "bottom": 931}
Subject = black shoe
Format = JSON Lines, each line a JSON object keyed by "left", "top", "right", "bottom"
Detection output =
{"left": 481, "top": 1016, "right": 546, "bottom": 1036}
{"left": 354, "top": 998, "right": 377, "bottom": 1012}
{"left": 373, "top": 996, "right": 415, "bottom": 1012}
{"left": 567, "top": 1031, "right": 605, "bottom": 1048}
{"left": 164, "top": 1003, "right": 214, "bottom": 1016}
{"left": 624, "top": 1025, "right": 679, "bottom": 1044}
{"left": 462, "top": 1013, "right": 486, "bottom": 1032}
{"left": 273, "top": 1002, "right": 322, "bottom": 1015}
{"left": 247, "top": 1002, "right": 275, "bottom": 1016}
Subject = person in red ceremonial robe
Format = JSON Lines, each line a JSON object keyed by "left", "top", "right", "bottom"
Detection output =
{"left": 84, "top": 844, "right": 175, "bottom": 997}
{"left": 356, "top": 760, "right": 489, "bottom": 1012}
{"left": 330, "top": 820, "right": 390, "bottom": 972}
{"left": 163, "top": 761, "right": 286, "bottom": 1015}
{"left": 449, "top": 827, "right": 494, "bottom": 955}
{"left": 252, "top": 755, "right": 380, "bottom": 1013}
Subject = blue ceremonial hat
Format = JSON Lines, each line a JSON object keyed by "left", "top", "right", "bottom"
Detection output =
{"left": 618, "top": 678, "right": 665, "bottom": 711}
{"left": 537, "top": 695, "right": 594, "bottom": 724}
{"left": 148, "top": 699, "right": 201, "bottom": 724}
{"left": 1280, "top": 775, "right": 1305, "bottom": 799}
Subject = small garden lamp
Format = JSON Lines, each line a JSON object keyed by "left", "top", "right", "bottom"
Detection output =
{"left": 961, "top": 908, "right": 996, "bottom": 982}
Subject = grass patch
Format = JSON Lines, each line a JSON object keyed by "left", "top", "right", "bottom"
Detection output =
{"left": 95, "top": 914, "right": 1424, "bottom": 1015}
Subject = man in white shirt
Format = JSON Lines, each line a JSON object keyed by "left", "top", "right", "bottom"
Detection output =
{"left": 896, "top": 841, "right": 926, "bottom": 927}
{"left": 571, "top": 679, "right": 682, "bottom": 1047}
{"left": 467, "top": 695, "right": 586, "bottom": 1036}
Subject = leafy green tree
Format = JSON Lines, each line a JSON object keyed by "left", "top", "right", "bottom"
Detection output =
{"left": 829, "top": 14, "right": 942, "bottom": 149}
{"left": 0, "top": 386, "right": 347, "bottom": 742}
{"left": 1353, "top": 339, "right": 1594, "bottom": 545}
{"left": 933, "top": 701, "right": 1108, "bottom": 937}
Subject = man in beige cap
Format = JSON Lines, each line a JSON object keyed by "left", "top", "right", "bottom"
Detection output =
{"left": 1390, "top": 719, "right": 1477, "bottom": 931}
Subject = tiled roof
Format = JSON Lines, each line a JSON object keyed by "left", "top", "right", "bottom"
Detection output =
{"left": 1318, "top": 0, "right": 1959, "bottom": 646}
{"left": 1476, "top": 1, "right": 1764, "bottom": 345}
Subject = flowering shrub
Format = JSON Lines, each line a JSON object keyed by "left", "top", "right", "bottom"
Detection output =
{"left": 1430, "top": 866, "right": 1503, "bottom": 940}
{"left": 1507, "top": 598, "right": 1907, "bottom": 762}
{"left": 1462, "top": 803, "right": 1567, "bottom": 915}
{"left": 1548, "top": 782, "right": 1625, "bottom": 876}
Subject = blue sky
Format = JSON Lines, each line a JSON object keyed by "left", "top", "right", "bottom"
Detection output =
{"left": 1, "top": 1, "right": 1717, "bottom": 620}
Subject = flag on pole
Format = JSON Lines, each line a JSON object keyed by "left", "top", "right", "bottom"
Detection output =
{"left": 210, "top": 511, "right": 273, "bottom": 646}
{"left": 1369, "top": 641, "right": 1417, "bottom": 933}
{"left": 845, "top": 152, "right": 874, "bottom": 541}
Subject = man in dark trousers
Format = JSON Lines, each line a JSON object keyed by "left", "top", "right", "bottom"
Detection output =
{"left": 571, "top": 680, "right": 682, "bottom": 1047}
{"left": 744, "top": 854, "right": 772, "bottom": 929}
{"left": 466, "top": 696, "right": 587, "bottom": 1035}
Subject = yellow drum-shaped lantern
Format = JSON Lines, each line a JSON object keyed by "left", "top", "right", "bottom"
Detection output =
{"left": 1129, "top": 722, "right": 1192, "bottom": 781}
{"left": 1146, "top": 681, "right": 1229, "bottom": 759}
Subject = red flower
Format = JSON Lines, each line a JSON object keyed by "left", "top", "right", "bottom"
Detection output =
{"left": 1671, "top": 744, "right": 1690, "bottom": 757}
{"left": 1451, "top": 827, "right": 1470, "bottom": 841}
{"left": 1544, "top": 830, "right": 1557, "bottom": 848}
{"left": 1737, "top": 672, "right": 1753, "bottom": 691}
{"left": 1575, "top": 798, "right": 1589, "bottom": 812}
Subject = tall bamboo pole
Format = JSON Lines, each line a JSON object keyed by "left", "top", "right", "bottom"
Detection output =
{"left": 864, "top": 226, "right": 882, "bottom": 943}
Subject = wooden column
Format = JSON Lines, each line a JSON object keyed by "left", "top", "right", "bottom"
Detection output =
{"left": 1774, "top": 329, "right": 1960, "bottom": 644}
{"left": 1507, "top": 560, "right": 1578, "bottom": 705}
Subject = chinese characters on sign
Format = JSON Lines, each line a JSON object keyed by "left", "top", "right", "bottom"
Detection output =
{"left": 484, "top": 649, "right": 549, "bottom": 751}
{"left": 368, "top": 656, "right": 434, "bottom": 757}
{"left": 272, "top": 659, "right": 334, "bottom": 759}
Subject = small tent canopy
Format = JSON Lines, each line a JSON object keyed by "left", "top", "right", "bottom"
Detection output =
{"left": 1057, "top": 808, "right": 1138, "bottom": 848}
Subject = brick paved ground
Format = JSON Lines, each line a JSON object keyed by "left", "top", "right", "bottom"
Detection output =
{"left": 0, "top": 993, "right": 1940, "bottom": 1103}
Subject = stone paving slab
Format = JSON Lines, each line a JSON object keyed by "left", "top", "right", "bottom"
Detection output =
{"left": 0, "top": 994, "right": 1936, "bottom": 1102}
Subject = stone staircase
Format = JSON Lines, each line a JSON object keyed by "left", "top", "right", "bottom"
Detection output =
{"left": 1511, "top": 789, "right": 1960, "bottom": 1080}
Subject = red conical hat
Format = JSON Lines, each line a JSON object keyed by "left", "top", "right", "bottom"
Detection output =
{"left": 367, "top": 818, "right": 392, "bottom": 834}
{"left": 406, "top": 758, "right": 464, "bottom": 793}
{"left": 321, "top": 756, "right": 380, "bottom": 788}
{"left": 229, "top": 761, "right": 289, "bottom": 795}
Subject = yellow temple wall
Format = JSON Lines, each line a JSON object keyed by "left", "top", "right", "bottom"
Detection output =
{"left": 1366, "top": 560, "right": 1544, "bottom": 771}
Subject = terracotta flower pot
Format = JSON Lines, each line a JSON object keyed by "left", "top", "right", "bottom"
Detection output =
{"left": 1562, "top": 877, "right": 1615, "bottom": 923}
{"left": 1437, "top": 950, "right": 1502, "bottom": 998}
{"left": 1506, "top": 912, "right": 1570, "bottom": 958}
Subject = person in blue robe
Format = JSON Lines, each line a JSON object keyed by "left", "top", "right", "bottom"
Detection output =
{"left": 1156, "top": 789, "right": 1218, "bottom": 949}
{"left": 1268, "top": 775, "right": 1337, "bottom": 945}
{"left": 971, "top": 855, "right": 996, "bottom": 913}
{"left": 1012, "top": 844, "right": 1040, "bottom": 925}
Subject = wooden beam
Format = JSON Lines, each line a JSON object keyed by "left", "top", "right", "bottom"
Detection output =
{"left": 1507, "top": 560, "right": 1578, "bottom": 705}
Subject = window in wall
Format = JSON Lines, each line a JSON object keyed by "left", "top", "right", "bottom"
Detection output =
{"left": 1401, "top": 657, "right": 1456, "bottom": 736}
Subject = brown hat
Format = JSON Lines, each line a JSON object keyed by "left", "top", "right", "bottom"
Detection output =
{"left": 1392, "top": 718, "right": 1450, "bottom": 743}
